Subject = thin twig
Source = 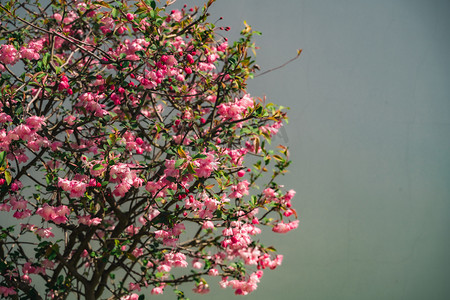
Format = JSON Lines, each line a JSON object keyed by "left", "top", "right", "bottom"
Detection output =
{"left": 255, "top": 49, "right": 302, "bottom": 77}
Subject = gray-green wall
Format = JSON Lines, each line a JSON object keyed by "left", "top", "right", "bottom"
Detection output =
{"left": 161, "top": 1, "right": 450, "bottom": 299}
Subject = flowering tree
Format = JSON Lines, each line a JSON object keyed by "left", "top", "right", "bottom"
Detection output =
{"left": 0, "top": 0, "right": 299, "bottom": 299}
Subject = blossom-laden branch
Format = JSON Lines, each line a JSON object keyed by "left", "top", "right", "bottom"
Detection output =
{"left": 0, "top": 0, "right": 299, "bottom": 299}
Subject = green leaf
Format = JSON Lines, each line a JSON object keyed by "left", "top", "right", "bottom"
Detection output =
{"left": 111, "top": 7, "right": 119, "bottom": 19}
{"left": 4, "top": 170, "right": 12, "bottom": 185}
{"left": 175, "top": 158, "right": 185, "bottom": 169}
{"left": 187, "top": 162, "right": 196, "bottom": 174}
{"left": 177, "top": 147, "right": 187, "bottom": 158}
{"left": 42, "top": 52, "right": 50, "bottom": 69}
{"left": 192, "top": 153, "right": 207, "bottom": 160}
{"left": 92, "top": 164, "right": 103, "bottom": 170}
{"left": 0, "top": 151, "right": 5, "bottom": 167}
{"left": 273, "top": 155, "right": 284, "bottom": 162}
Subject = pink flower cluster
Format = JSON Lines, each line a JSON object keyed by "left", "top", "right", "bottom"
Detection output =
{"left": 120, "top": 293, "right": 139, "bottom": 300}
{"left": 0, "top": 44, "right": 20, "bottom": 65}
{"left": 263, "top": 188, "right": 296, "bottom": 208}
{"left": 5, "top": 196, "right": 32, "bottom": 220}
{"left": 76, "top": 92, "right": 108, "bottom": 116}
{"left": 120, "top": 131, "right": 151, "bottom": 154}
{"left": 58, "top": 178, "right": 87, "bottom": 198}
{"left": 36, "top": 204, "right": 70, "bottom": 224}
{"left": 35, "top": 227, "right": 55, "bottom": 239}
{"left": 221, "top": 271, "right": 263, "bottom": 295}
{"left": 0, "top": 115, "right": 48, "bottom": 156}
{"left": 156, "top": 252, "right": 188, "bottom": 273}
{"left": 221, "top": 219, "right": 261, "bottom": 252}
{"left": 109, "top": 163, "right": 143, "bottom": 197}
{"left": 229, "top": 180, "right": 250, "bottom": 198}
{"left": 0, "top": 286, "right": 16, "bottom": 297}
{"left": 153, "top": 223, "right": 185, "bottom": 246}
{"left": 78, "top": 215, "right": 102, "bottom": 226}
{"left": 223, "top": 148, "right": 248, "bottom": 166}
{"left": 58, "top": 75, "right": 71, "bottom": 93}
{"left": 194, "top": 152, "right": 218, "bottom": 178}
{"left": 151, "top": 284, "right": 166, "bottom": 295}
{"left": 192, "top": 281, "right": 210, "bottom": 294}
{"left": 258, "top": 254, "right": 283, "bottom": 270}
{"left": 272, "top": 220, "right": 299, "bottom": 233}
{"left": 217, "top": 94, "right": 255, "bottom": 121}
{"left": 20, "top": 46, "right": 40, "bottom": 60}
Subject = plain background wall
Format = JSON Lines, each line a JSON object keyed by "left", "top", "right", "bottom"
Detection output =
{"left": 160, "top": 1, "right": 450, "bottom": 299}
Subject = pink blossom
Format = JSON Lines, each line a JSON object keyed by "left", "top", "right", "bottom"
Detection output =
{"left": 132, "top": 248, "right": 144, "bottom": 258}
{"left": 194, "top": 153, "right": 218, "bottom": 178}
{"left": 35, "top": 227, "right": 55, "bottom": 238}
{"left": 52, "top": 13, "right": 62, "bottom": 22}
{"left": 0, "top": 203, "right": 11, "bottom": 211}
{"left": 10, "top": 198, "right": 28, "bottom": 210}
{"left": 193, "top": 282, "right": 210, "bottom": 294}
{"left": 229, "top": 180, "right": 249, "bottom": 198}
{"left": 58, "top": 80, "right": 70, "bottom": 91}
{"left": 36, "top": 204, "right": 70, "bottom": 224}
{"left": 121, "top": 293, "right": 139, "bottom": 300}
{"left": 263, "top": 188, "right": 276, "bottom": 198}
{"left": 58, "top": 178, "right": 86, "bottom": 198}
{"left": 90, "top": 218, "right": 102, "bottom": 226}
{"left": 154, "top": 230, "right": 169, "bottom": 239}
{"left": 217, "top": 41, "right": 228, "bottom": 52}
{"left": 11, "top": 181, "right": 22, "bottom": 191}
{"left": 151, "top": 286, "right": 164, "bottom": 295}
{"left": 20, "top": 46, "right": 40, "bottom": 60}
{"left": 36, "top": 204, "right": 56, "bottom": 221}
{"left": 14, "top": 124, "right": 33, "bottom": 141}
{"left": 272, "top": 220, "right": 299, "bottom": 233}
{"left": 0, "top": 112, "right": 12, "bottom": 123}
{"left": 198, "top": 62, "right": 215, "bottom": 72}
{"left": 170, "top": 10, "right": 183, "bottom": 22}
{"left": 202, "top": 221, "right": 215, "bottom": 230}
{"left": 192, "top": 260, "right": 203, "bottom": 269}
{"left": 113, "top": 182, "right": 131, "bottom": 197}
{"left": 157, "top": 264, "right": 171, "bottom": 273}
{"left": 70, "top": 180, "right": 87, "bottom": 198}
{"left": 52, "top": 205, "right": 70, "bottom": 224}
{"left": 129, "top": 282, "right": 141, "bottom": 291}
{"left": 58, "top": 178, "right": 71, "bottom": 191}
{"left": 0, "top": 286, "right": 17, "bottom": 297}
{"left": 42, "top": 259, "right": 55, "bottom": 269}
{"left": 207, "top": 53, "right": 219, "bottom": 63}
{"left": 208, "top": 268, "right": 219, "bottom": 276}
{"left": 78, "top": 215, "right": 102, "bottom": 226}
{"left": 13, "top": 210, "right": 32, "bottom": 219}
{"left": 26, "top": 116, "right": 45, "bottom": 130}
{"left": 0, "top": 44, "right": 20, "bottom": 65}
